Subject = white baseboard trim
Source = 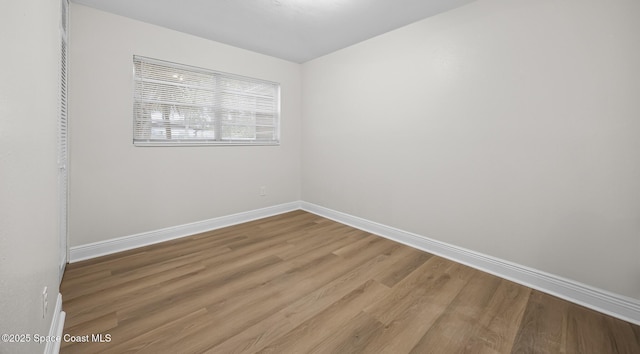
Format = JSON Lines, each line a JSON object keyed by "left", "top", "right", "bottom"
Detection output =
{"left": 44, "top": 293, "right": 65, "bottom": 354}
{"left": 300, "top": 201, "right": 640, "bottom": 326}
{"left": 67, "top": 200, "right": 640, "bottom": 325}
{"left": 69, "top": 202, "right": 301, "bottom": 262}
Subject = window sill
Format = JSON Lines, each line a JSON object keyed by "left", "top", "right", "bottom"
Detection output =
{"left": 133, "top": 140, "right": 280, "bottom": 147}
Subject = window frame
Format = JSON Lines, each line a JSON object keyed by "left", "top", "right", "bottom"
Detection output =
{"left": 133, "top": 56, "right": 281, "bottom": 146}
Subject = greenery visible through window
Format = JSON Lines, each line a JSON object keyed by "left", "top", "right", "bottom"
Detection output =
{"left": 133, "top": 56, "right": 280, "bottom": 145}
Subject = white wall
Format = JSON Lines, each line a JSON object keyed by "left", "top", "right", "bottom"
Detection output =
{"left": 69, "top": 4, "right": 302, "bottom": 247}
{"left": 0, "top": 0, "right": 62, "bottom": 353}
{"left": 302, "top": 0, "right": 640, "bottom": 300}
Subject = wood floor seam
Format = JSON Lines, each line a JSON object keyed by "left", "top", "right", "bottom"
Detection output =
{"left": 60, "top": 211, "right": 640, "bottom": 354}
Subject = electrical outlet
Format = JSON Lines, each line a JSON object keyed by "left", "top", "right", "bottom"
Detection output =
{"left": 260, "top": 186, "right": 267, "bottom": 196}
{"left": 42, "top": 286, "right": 48, "bottom": 318}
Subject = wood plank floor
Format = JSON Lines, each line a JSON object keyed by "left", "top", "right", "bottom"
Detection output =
{"left": 60, "top": 211, "right": 640, "bottom": 353}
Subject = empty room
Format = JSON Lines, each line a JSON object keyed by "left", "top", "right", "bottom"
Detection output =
{"left": 1, "top": 0, "right": 639, "bottom": 353}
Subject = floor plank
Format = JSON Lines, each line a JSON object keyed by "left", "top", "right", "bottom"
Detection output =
{"left": 60, "top": 211, "right": 640, "bottom": 353}
{"left": 256, "top": 279, "right": 389, "bottom": 354}
{"left": 409, "top": 271, "right": 503, "bottom": 353}
{"left": 510, "top": 290, "right": 569, "bottom": 354}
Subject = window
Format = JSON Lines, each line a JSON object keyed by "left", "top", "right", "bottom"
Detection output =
{"left": 133, "top": 56, "right": 280, "bottom": 146}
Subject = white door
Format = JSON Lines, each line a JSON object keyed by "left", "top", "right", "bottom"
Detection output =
{"left": 58, "top": 0, "right": 69, "bottom": 282}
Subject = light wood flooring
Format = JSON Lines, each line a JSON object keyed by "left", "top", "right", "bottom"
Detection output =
{"left": 61, "top": 210, "right": 640, "bottom": 353}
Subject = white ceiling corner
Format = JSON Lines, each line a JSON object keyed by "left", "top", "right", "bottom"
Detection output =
{"left": 71, "top": 0, "right": 475, "bottom": 63}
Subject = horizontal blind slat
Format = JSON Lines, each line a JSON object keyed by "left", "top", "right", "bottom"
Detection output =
{"left": 133, "top": 56, "right": 279, "bottom": 145}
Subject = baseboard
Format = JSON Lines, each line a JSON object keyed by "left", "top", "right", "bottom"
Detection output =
{"left": 300, "top": 201, "right": 640, "bottom": 326}
{"left": 67, "top": 200, "right": 640, "bottom": 325}
{"left": 69, "top": 202, "right": 301, "bottom": 262}
{"left": 44, "top": 293, "right": 65, "bottom": 354}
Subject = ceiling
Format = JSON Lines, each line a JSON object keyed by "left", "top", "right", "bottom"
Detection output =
{"left": 72, "top": 0, "right": 474, "bottom": 63}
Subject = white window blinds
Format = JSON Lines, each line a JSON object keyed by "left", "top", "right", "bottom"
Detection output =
{"left": 133, "top": 56, "right": 280, "bottom": 146}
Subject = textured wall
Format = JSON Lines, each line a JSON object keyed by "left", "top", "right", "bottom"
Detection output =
{"left": 302, "top": 0, "right": 640, "bottom": 300}
{"left": 69, "top": 4, "right": 302, "bottom": 247}
{"left": 0, "top": 0, "right": 62, "bottom": 353}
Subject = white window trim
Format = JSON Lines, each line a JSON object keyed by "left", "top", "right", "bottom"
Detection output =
{"left": 133, "top": 56, "right": 281, "bottom": 146}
